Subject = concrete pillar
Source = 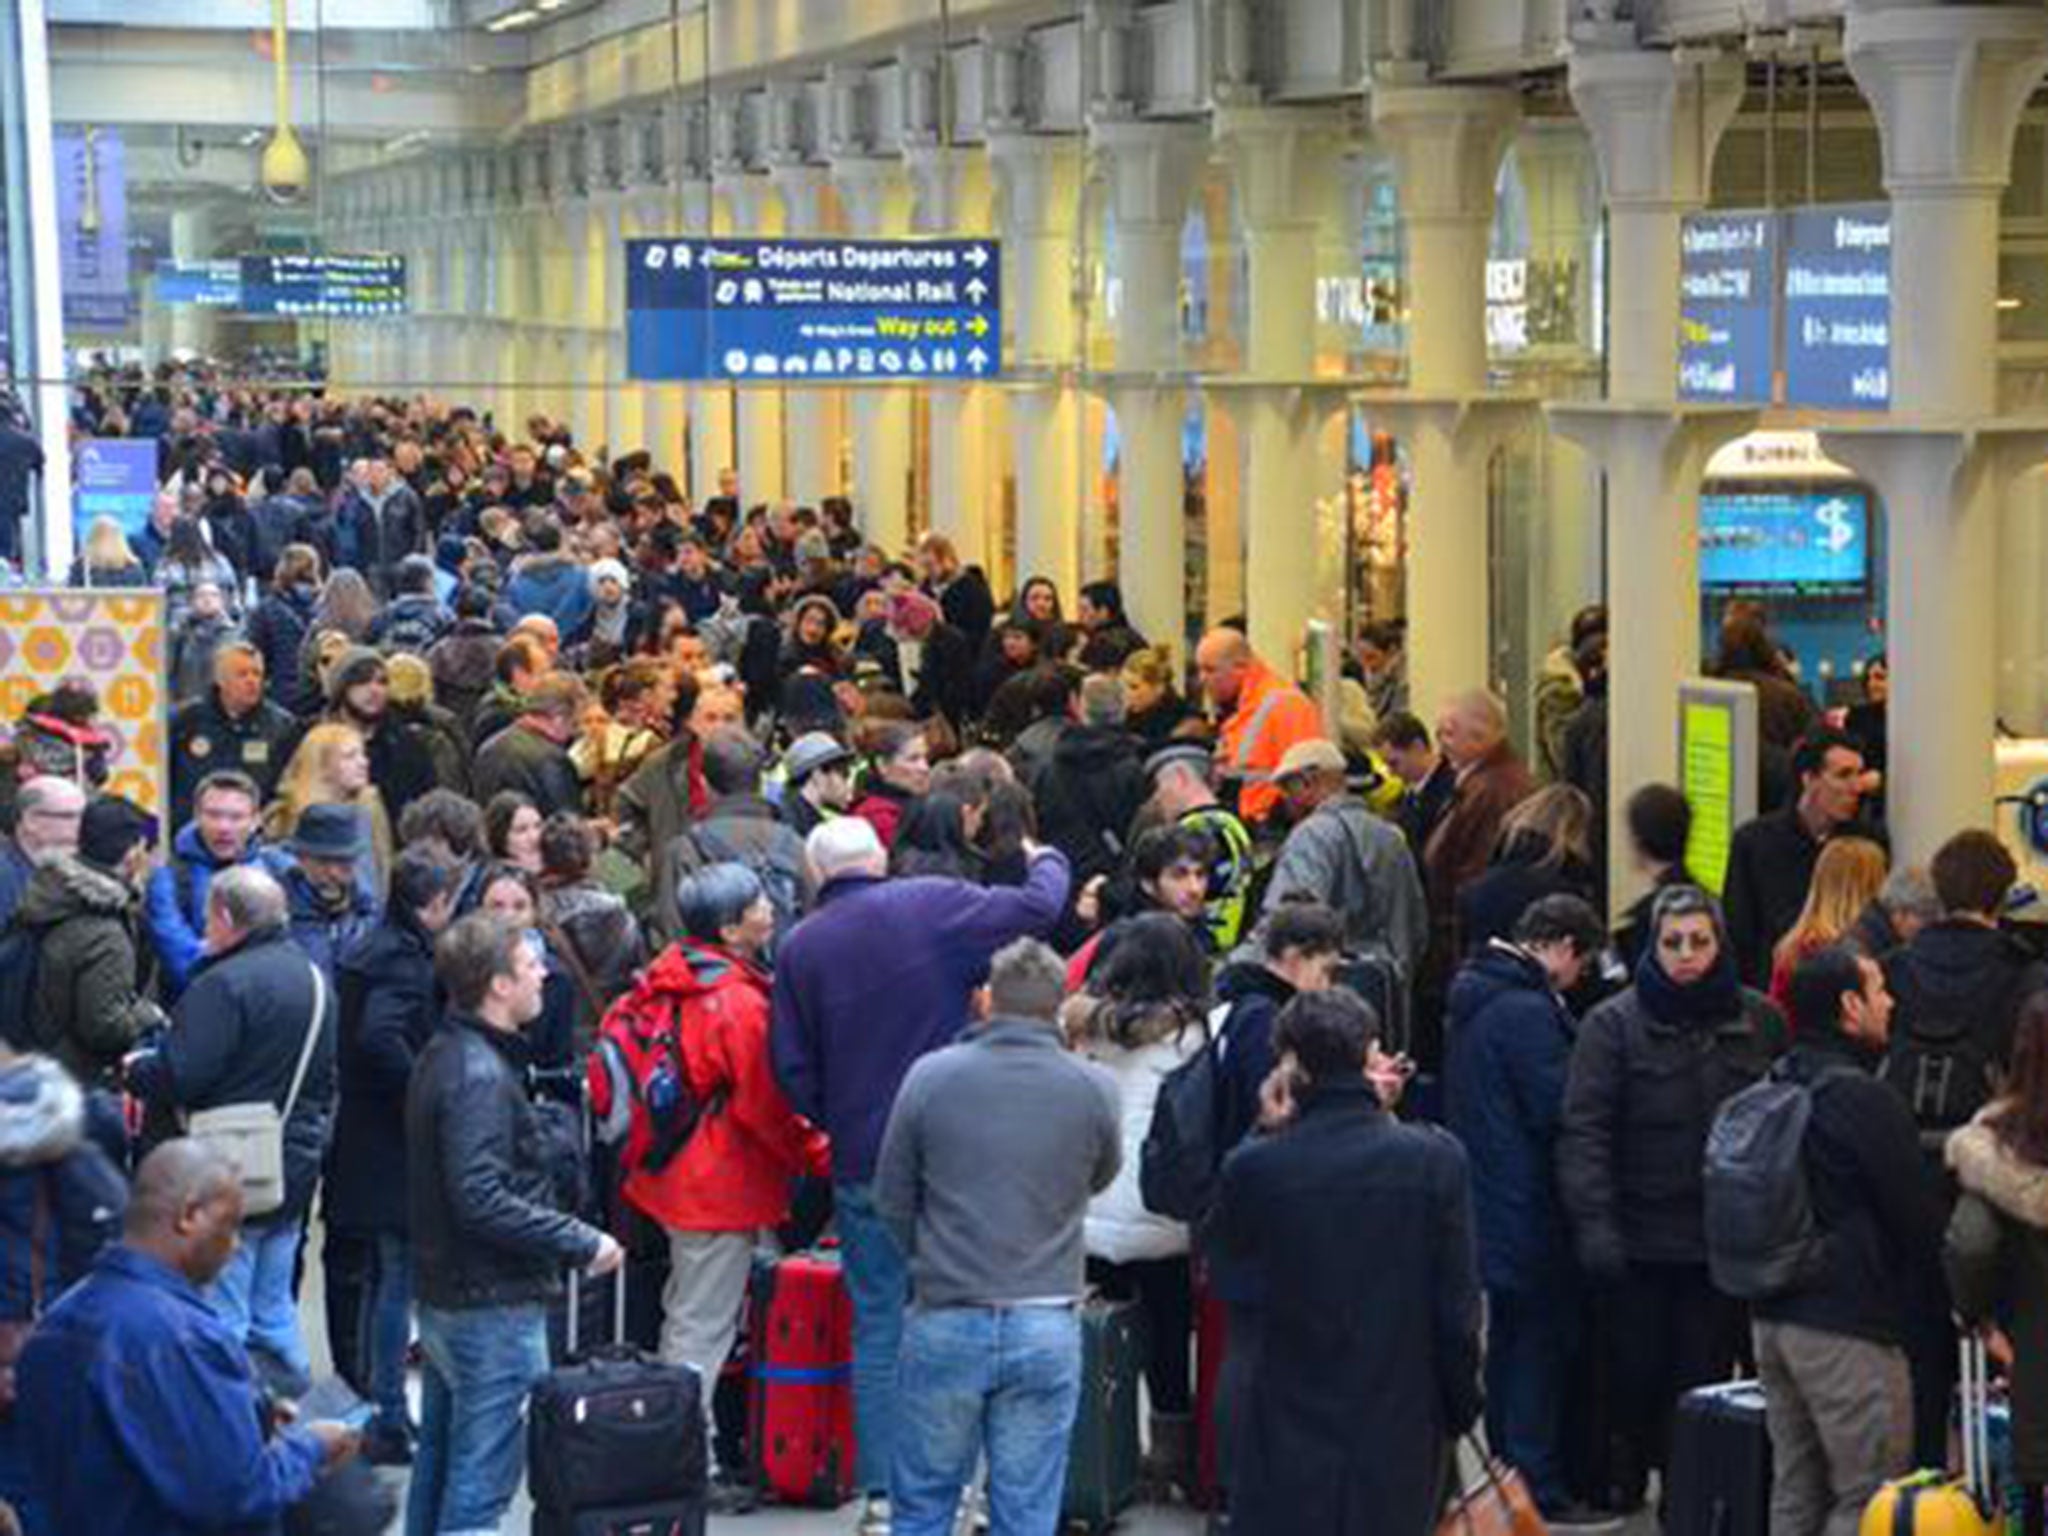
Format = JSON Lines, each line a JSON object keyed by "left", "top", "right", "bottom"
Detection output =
{"left": 1372, "top": 82, "right": 1521, "bottom": 720}
{"left": 908, "top": 146, "right": 994, "bottom": 568}
{"left": 716, "top": 174, "right": 786, "bottom": 505}
{"left": 168, "top": 206, "right": 217, "bottom": 358}
{"left": 1565, "top": 38, "right": 1748, "bottom": 904}
{"left": 772, "top": 164, "right": 845, "bottom": 510}
{"left": 834, "top": 157, "right": 916, "bottom": 553}
{"left": 988, "top": 133, "right": 1083, "bottom": 602}
{"left": 1215, "top": 106, "right": 1341, "bottom": 668}
{"left": 1821, "top": 6, "right": 2048, "bottom": 860}
{"left": 1094, "top": 121, "right": 1207, "bottom": 663}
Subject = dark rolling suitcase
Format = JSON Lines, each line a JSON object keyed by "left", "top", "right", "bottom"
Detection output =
{"left": 529, "top": 1264, "right": 708, "bottom": 1534}
{"left": 1664, "top": 1380, "right": 1771, "bottom": 1536}
{"left": 749, "top": 1248, "right": 856, "bottom": 1507}
{"left": 1061, "top": 1297, "right": 1142, "bottom": 1533}
{"left": 1335, "top": 952, "right": 1410, "bottom": 1054}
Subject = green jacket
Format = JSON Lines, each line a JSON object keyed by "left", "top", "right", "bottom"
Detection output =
{"left": 15, "top": 855, "right": 160, "bottom": 1088}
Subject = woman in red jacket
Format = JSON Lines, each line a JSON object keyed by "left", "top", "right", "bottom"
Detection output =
{"left": 590, "top": 861, "right": 828, "bottom": 1508}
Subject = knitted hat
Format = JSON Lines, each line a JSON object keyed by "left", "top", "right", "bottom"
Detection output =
{"left": 325, "top": 646, "right": 387, "bottom": 708}
{"left": 78, "top": 795, "right": 156, "bottom": 869}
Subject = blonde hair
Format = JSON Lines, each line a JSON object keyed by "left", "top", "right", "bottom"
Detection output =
{"left": 1121, "top": 646, "right": 1177, "bottom": 695}
{"left": 84, "top": 517, "right": 136, "bottom": 571}
{"left": 1495, "top": 783, "right": 1593, "bottom": 872}
{"left": 1775, "top": 835, "right": 1888, "bottom": 975}
{"left": 267, "top": 722, "right": 393, "bottom": 884}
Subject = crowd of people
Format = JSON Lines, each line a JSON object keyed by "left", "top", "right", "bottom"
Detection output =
{"left": 0, "top": 375, "right": 2039, "bottom": 1536}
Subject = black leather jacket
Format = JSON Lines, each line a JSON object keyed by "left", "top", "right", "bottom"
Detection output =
{"left": 406, "top": 1013, "right": 599, "bottom": 1311}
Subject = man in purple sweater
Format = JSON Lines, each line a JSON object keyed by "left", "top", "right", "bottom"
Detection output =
{"left": 771, "top": 817, "right": 1070, "bottom": 1536}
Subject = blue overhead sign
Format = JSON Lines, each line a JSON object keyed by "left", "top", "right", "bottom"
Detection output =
{"left": 1679, "top": 210, "right": 1775, "bottom": 404}
{"left": 72, "top": 437, "right": 159, "bottom": 546}
{"left": 1782, "top": 203, "right": 1890, "bottom": 411}
{"left": 625, "top": 237, "right": 1001, "bottom": 383}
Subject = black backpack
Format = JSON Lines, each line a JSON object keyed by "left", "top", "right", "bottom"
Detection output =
{"left": 1881, "top": 956, "right": 2017, "bottom": 1149}
{"left": 1703, "top": 1059, "right": 1848, "bottom": 1300}
{"left": 0, "top": 920, "right": 43, "bottom": 1052}
{"left": 1140, "top": 1005, "right": 1229, "bottom": 1223}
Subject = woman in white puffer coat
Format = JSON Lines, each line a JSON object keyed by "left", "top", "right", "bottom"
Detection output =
{"left": 1062, "top": 912, "right": 1209, "bottom": 1492}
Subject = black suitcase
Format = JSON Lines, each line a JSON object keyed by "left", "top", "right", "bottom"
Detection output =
{"left": 531, "top": 1500, "right": 705, "bottom": 1536}
{"left": 1664, "top": 1380, "right": 1771, "bottom": 1536}
{"left": 528, "top": 1265, "right": 708, "bottom": 1525}
{"left": 1061, "top": 1298, "right": 1142, "bottom": 1532}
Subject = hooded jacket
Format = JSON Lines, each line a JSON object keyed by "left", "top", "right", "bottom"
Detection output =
{"left": 0, "top": 1054, "right": 126, "bottom": 1322}
{"left": 1029, "top": 724, "right": 1149, "bottom": 891}
{"left": 506, "top": 551, "right": 596, "bottom": 644}
{"left": 1445, "top": 942, "right": 1576, "bottom": 1290}
{"left": 144, "top": 820, "right": 266, "bottom": 999}
{"left": 600, "top": 941, "right": 827, "bottom": 1234}
{"left": 16, "top": 855, "right": 161, "bottom": 1088}
{"left": 1948, "top": 1109, "right": 2048, "bottom": 1481}
{"left": 1255, "top": 793, "right": 1428, "bottom": 978}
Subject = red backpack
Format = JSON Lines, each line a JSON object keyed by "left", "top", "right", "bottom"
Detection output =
{"left": 587, "top": 973, "right": 725, "bottom": 1179}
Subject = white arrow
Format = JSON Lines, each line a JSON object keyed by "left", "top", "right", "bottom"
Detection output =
{"left": 965, "top": 245, "right": 990, "bottom": 269}
{"left": 966, "top": 347, "right": 988, "bottom": 374}
{"left": 965, "top": 277, "right": 988, "bottom": 304}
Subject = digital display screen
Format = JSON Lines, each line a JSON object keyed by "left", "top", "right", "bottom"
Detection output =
{"left": 1700, "top": 488, "right": 1870, "bottom": 596}
{"left": 237, "top": 253, "right": 407, "bottom": 317}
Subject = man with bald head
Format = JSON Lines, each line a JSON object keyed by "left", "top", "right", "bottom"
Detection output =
{"left": 1195, "top": 626, "right": 1323, "bottom": 829}
{"left": 18, "top": 1139, "right": 358, "bottom": 1532}
{"left": 0, "top": 776, "right": 84, "bottom": 927}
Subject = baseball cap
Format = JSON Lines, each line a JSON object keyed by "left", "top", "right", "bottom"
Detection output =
{"left": 1274, "top": 738, "right": 1346, "bottom": 781}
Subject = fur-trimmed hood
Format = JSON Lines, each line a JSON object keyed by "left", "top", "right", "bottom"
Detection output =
{"left": 1948, "top": 1108, "right": 2048, "bottom": 1231}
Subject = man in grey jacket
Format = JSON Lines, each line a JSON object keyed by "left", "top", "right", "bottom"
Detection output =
{"left": 1247, "top": 737, "right": 1428, "bottom": 977}
{"left": 874, "top": 938, "right": 1121, "bottom": 1536}
{"left": 663, "top": 727, "right": 809, "bottom": 944}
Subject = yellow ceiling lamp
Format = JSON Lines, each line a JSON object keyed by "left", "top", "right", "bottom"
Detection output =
{"left": 259, "top": 0, "right": 310, "bottom": 204}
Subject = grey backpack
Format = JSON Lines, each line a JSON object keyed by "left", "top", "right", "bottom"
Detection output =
{"left": 1703, "top": 1061, "right": 1844, "bottom": 1300}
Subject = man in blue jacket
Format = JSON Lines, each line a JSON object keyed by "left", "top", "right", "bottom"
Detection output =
{"left": 1443, "top": 894, "right": 1606, "bottom": 1522}
{"left": 17, "top": 1138, "right": 359, "bottom": 1534}
{"left": 771, "top": 817, "right": 1069, "bottom": 1536}
{"left": 144, "top": 768, "right": 267, "bottom": 999}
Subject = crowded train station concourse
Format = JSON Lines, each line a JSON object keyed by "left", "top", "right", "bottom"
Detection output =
{"left": 9, "top": 0, "right": 2048, "bottom": 1533}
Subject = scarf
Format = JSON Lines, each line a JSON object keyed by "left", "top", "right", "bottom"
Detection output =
{"left": 1633, "top": 944, "right": 1743, "bottom": 1029}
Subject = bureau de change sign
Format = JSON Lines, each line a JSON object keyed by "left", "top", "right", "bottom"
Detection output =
{"left": 625, "top": 238, "right": 1002, "bottom": 383}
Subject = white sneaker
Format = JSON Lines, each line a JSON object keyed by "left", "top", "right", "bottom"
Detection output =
{"left": 857, "top": 1493, "right": 892, "bottom": 1536}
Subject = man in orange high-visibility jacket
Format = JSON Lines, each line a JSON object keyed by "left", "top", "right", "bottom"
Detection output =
{"left": 1196, "top": 627, "right": 1324, "bottom": 828}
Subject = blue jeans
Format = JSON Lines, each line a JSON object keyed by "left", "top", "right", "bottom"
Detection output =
{"left": 208, "top": 1216, "right": 311, "bottom": 1386}
{"left": 365, "top": 1233, "right": 414, "bottom": 1431}
{"left": 404, "top": 1303, "right": 550, "bottom": 1536}
{"left": 1486, "top": 1281, "right": 1578, "bottom": 1514}
{"left": 836, "top": 1180, "right": 909, "bottom": 1494}
{"left": 0, "top": 1412, "right": 50, "bottom": 1536}
{"left": 892, "top": 1306, "right": 1084, "bottom": 1536}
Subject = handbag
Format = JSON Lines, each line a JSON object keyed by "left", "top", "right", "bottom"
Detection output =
{"left": 189, "top": 961, "right": 326, "bottom": 1220}
{"left": 1437, "top": 1436, "right": 1550, "bottom": 1536}
{"left": 0, "top": 1174, "right": 49, "bottom": 1415}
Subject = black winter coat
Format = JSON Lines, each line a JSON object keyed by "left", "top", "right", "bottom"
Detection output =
{"left": 325, "top": 920, "right": 438, "bottom": 1235}
{"left": 1557, "top": 982, "right": 1784, "bottom": 1274}
{"left": 1752, "top": 1035, "right": 1945, "bottom": 1347}
{"left": 1029, "top": 724, "right": 1148, "bottom": 889}
{"left": 243, "top": 586, "right": 318, "bottom": 710}
{"left": 0, "top": 1056, "right": 126, "bottom": 1322}
{"left": 168, "top": 689, "right": 297, "bottom": 831}
{"left": 406, "top": 1014, "right": 600, "bottom": 1311}
{"left": 909, "top": 621, "right": 977, "bottom": 729}
{"left": 131, "top": 925, "right": 337, "bottom": 1226}
{"left": 1215, "top": 1082, "right": 1482, "bottom": 1536}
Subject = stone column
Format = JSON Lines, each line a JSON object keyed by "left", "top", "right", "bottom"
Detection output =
{"left": 988, "top": 132, "right": 1083, "bottom": 602}
{"left": 1214, "top": 106, "right": 1342, "bottom": 668}
{"left": 1094, "top": 120, "right": 1207, "bottom": 662}
{"left": 1822, "top": 6, "right": 2048, "bottom": 860}
{"left": 1563, "top": 38, "right": 1747, "bottom": 903}
{"left": 1371, "top": 81, "right": 1522, "bottom": 720}
{"left": 772, "top": 163, "right": 844, "bottom": 509}
{"left": 834, "top": 156, "right": 917, "bottom": 553}
{"left": 909, "top": 146, "right": 994, "bottom": 567}
{"left": 715, "top": 172, "right": 786, "bottom": 505}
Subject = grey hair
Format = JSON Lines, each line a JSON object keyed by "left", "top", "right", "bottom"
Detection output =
{"left": 1648, "top": 882, "right": 1731, "bottom": 954}
{"left": 1078, "top": 674, "right": 1128, "bottom": 729}
{"left": 1876, "top": 864, "right": 1941, "bottom": 926}
{"left": 16, "top": 775, "right": 84, "bottom": 819}
{"left": 807, "top": 817, "right": 887, "bottom": 885}
{"left": 207, "top": 864, "right": 288, "bottom": 934}
{"left": 987, "top": 938, "right": 1067, "bottom": 1022}
{"left": 676, "top": 862, "right": 767, "bottom": 944}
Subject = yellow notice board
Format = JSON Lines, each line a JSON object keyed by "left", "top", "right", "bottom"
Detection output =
{"left": 0, "top": 589, "right": 167, "bottom": 815}
{"left": 1679, "top": 680, "right": 1759, "bottom": 896}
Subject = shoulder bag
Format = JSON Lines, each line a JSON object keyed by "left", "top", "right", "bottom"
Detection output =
{"left": 189, "top": 962, "right": 326, "bottom": 1219}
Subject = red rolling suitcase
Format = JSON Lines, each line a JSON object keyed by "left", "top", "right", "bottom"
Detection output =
{"left": 748, "top": 1248, "right": 857, "bottom": 1507}
{"left": 1193, "top": 1278, "right": 1228, "bottom": 1510}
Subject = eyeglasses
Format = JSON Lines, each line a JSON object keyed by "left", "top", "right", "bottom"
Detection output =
{"left": 1658, "top": 931, "right": 1717, "bottom": 954}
